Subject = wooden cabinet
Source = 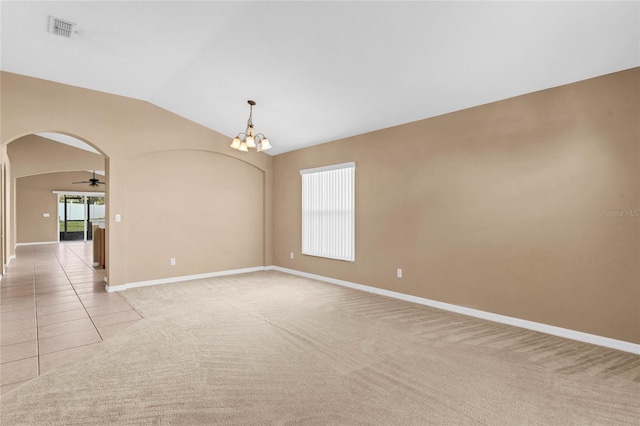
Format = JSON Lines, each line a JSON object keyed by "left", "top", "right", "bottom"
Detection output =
{"left": 93, "top": 225, "right": 105, "bottom": 268}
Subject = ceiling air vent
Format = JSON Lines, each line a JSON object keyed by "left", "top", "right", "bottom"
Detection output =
{"left": 48, "top": 16, "right": 75, "bottom": 38}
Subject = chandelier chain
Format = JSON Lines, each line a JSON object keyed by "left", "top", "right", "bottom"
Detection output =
{"left": 247, "top": 103, "right": 253, "bottom": 128}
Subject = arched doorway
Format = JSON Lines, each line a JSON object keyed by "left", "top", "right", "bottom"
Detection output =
{"left": 1, "top": 131, "right": 109, "bottom": 283}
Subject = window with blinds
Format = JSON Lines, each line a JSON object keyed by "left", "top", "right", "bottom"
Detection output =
{"left": 300, "top": 162, "right": 355, "bottom": 262}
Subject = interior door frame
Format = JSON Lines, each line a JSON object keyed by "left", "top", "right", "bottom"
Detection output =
{"left": 1, "top": 163, "right": 5, "bottom": 275}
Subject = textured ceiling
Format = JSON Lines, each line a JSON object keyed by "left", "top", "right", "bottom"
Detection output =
{"left": 2, "top": 1, "right": 638, "bottom": 155}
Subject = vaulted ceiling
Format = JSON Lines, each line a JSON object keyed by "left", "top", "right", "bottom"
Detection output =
{"left": 2, "top": 1, "right": 638, "bottom": 155}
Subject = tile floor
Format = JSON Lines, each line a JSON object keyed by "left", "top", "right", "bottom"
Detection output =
{"left": 0, "top": 242, "right": 142, "bottom": 395}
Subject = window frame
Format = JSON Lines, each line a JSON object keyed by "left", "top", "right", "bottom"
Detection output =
{"left": 300, "top": 161, "right": 356, "bottom": 262}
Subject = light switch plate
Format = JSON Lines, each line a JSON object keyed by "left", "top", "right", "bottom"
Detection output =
{"left": 115, "top": 214, "right": 121, "bottom": 222}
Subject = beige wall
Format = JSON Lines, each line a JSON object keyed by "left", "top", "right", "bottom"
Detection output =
{"left": 273, "top": 68, "right": 640, "bottom": 344}
{"left": 123, "top": 150, "right": 264, "bottom": 283}
{"left": 8, "top": 134, "right": 105, "bottom": 179}
{"left": 1, "top": 71, "right": 273, "bottom": 288}
{"left": 16, "top": 171, "right": 104, "bottom": 243}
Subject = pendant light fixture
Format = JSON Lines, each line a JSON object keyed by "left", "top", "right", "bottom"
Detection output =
{"left": 230, "top": 100, "right": 272, "bottom": 152}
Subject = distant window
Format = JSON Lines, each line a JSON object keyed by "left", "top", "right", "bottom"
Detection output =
{"left": 300, "top": 162, "right": 355, "bottom": 262}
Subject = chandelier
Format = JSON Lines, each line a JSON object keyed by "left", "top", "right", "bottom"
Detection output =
{"left": 230, "top": 100, "right": 272, "bottom": 152}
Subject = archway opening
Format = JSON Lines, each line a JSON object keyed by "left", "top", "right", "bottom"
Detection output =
{"left": 1, "top": 131, "right": 110, "bottom": 284}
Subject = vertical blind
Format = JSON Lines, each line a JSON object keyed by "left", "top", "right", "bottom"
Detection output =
{"left": 300, "top": 162, "right": 355, "bottom": 262}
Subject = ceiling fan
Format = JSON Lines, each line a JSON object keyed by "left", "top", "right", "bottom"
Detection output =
{"left": 72, "top": 171, "right": 105, "bottom": 188}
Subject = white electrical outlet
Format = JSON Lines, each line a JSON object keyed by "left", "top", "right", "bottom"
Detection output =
{"left": 170, "top": 258, "right": 176, "bottom": 266}
{"left": 290, "top": 252, "right": 294, "bottom": 259}
{"left": 397, "top": 269, "right": 403, "bottom": 278}
{"left": 43, "top": 213, "right": 50, "bottom": 218}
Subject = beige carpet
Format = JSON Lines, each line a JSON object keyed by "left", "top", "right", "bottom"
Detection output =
{"left": 1, "top": 271, "right": 638, "bottom": 425}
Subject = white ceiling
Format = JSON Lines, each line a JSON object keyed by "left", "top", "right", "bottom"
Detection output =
{"left": 2, "top": 1, "right": 638, "bottom": 155}
{"left": 36, "top": 132, "right": 100, "bottom": 154}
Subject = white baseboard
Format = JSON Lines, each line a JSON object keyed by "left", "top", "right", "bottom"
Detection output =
{"left": 271, "top": 266, "right": 640, "bottom": 355}
{"left": 2, "top": 255, "right": 17, "bottom": 280}
{"left": 15, "top": 241, "right": 58, "bottom": 246}
{"left": 100, "top": 264, "right": 639, "bottom": 354}
{"left": 106, "top": 266, "right": 268, "bottom": 293}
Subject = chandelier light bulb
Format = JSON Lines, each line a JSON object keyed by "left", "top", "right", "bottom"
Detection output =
{"left": 246, "top": 135, "right": 256, "bottom": 148}
{"left": 230, "top": 137, "right": 241, "bottom": 149}
{"left": 260, "top": 138, "right": 272, "bottom": 151}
